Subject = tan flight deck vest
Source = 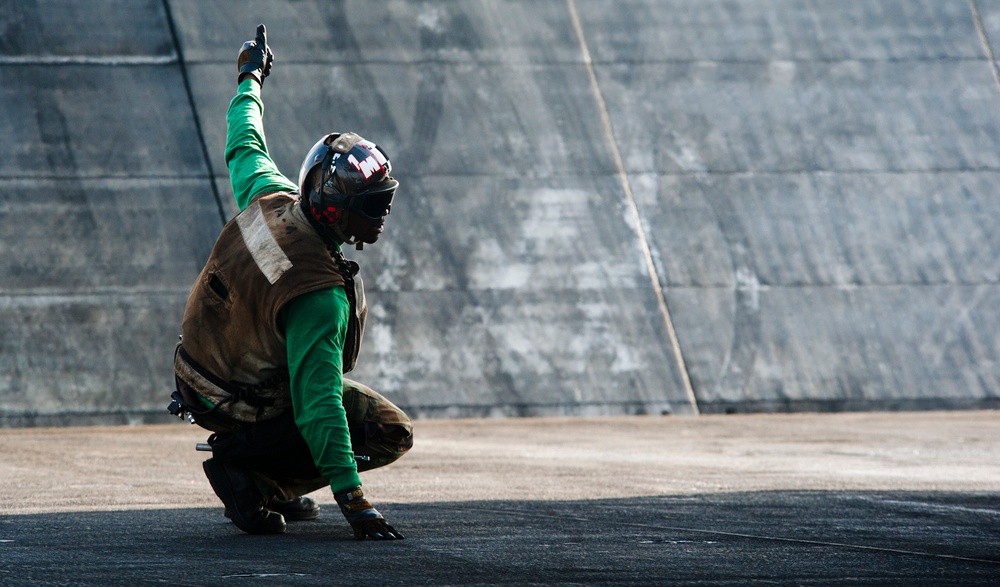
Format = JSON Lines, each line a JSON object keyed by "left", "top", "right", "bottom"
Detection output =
{"left": 174, "top": 192, "right": 367, "bottom": 423}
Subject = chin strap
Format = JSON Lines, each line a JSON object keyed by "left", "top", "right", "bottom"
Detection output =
{"left": 334, "top": 220, "right": 364, "bottom": 250}
{"left": 330, "top": 222, "right": 357, "bottom": 246}
{"left": 325, "top": 207, "right": 360, "bottom": 248}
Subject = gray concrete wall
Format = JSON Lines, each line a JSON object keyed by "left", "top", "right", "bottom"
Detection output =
{"left": 2, "top": 0, "right": 999, "bottom": 425}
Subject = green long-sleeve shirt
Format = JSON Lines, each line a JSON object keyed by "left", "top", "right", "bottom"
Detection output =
{"left": 224, "top": 79, "right": 361, "bottom": 494}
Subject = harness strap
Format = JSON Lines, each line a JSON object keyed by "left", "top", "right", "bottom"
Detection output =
{"left": 330, "top": 248, "right": 357, "bottom": 307}
{"left": 177, "top": 344, "right": 278, "bottom": 415}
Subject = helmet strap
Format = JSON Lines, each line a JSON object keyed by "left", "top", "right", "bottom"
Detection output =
{"left": 308, "top": 148, "right": 358, "bottom": 247}
{"left": 329, "top": 221, "right": 358, "bottom": 247}
{"left": 305, "top": 140, "right": 368, "bottom": 251}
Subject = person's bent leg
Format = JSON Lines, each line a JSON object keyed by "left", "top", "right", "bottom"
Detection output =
{"left": 206, "top": 411, "right": 327, "bottom": 529}
{"left": 341, "top": 379, "right": 413, "bottom": 472}
{"left": 210, "top": 411, "right": 319, "bottom": 477}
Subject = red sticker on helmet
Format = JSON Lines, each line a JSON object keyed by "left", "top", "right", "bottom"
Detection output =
{"left": 318, "top": 205, "right": 340, "bottom": 224}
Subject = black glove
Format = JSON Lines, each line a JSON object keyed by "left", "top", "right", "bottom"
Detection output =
{"left": 334, "top": 487, "right": 404, "bottom": 540}
{"left": 237, "top": 23, "right": 273, "bottom": 85}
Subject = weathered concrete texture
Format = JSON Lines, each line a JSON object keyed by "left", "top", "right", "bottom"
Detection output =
{"left": 168, "top": 0, "right": 584, "bottom": 65}
{"left": 0, "top": 302, "right": 185, "bottom": 426}
{"left": 0, "top": 0, "right": 174, "bottom": 59}
{"left": 0, "top": 67, "right": 206, "bottom": 178}
{"left": 0, "top": 179, "right": 217, "bottom": 290}
{"left": 577, "top": 0, "right": 984, "bottom": 62}
{"left": 598, "top": 60, "right": 1000, "bottom": 173}
{"left": 577, "top": 0, "right": 1000, "bottom": 411}
{"left": 639, "top": 170, "right": 1000, "bottom": 411}
{"left": 0, "top": 1, "right": 220, "bottom": 425}
{"left": 3, "top": 1, "right": 1000, "bottom": 422}
{"left": 669, "top": 286, "right": 1000, "bottom": 412}
{"left": 0, "top": 178, "right": 215, "bottom": 425}
{"left": 641, "top": 172, "right": 1000, "bottom": 287}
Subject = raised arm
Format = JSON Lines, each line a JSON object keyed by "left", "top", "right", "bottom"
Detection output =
{"left": 224, "top": 24, "right": 296, "bottom": 211}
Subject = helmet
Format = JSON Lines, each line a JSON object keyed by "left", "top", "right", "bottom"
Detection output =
{"left": 297, "top": 133, "right": 398, "bottom": 232}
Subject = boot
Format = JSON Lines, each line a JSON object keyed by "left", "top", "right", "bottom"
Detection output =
{"left": 203, "top": 458, "right": 286, "bottom": 534}
{"left": 225, "top": 495, "right": 321, "bottom": 521}
{"left": 266, "top": 496, "right": 320, "bottom": 521}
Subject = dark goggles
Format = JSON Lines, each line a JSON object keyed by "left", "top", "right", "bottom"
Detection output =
{"left": 351, "top": 186, "right": 395, "bottom": 220}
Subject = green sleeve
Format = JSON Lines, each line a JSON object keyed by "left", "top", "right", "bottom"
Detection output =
{"left": 282, "top": 287, "right": 362, "bottom": 494}
{"left": 225, "top": 80, "right": 298, "bottom": 211}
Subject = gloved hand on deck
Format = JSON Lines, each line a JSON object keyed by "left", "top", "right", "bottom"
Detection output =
{"left": 334, "top": 486, "right": 405, "bottom": 540}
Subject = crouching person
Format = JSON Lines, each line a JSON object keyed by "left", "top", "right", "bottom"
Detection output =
{"left": 169, "top": 24, "right": 411, "bottom": 540}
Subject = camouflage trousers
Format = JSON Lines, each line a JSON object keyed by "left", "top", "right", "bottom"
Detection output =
{"left": 199, "top": 379, "right": 412, "bottom": 499}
